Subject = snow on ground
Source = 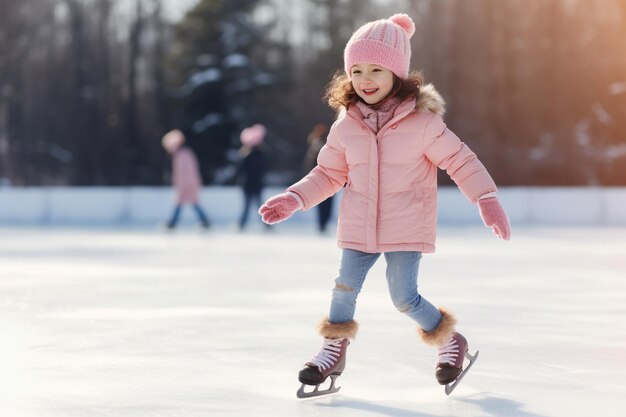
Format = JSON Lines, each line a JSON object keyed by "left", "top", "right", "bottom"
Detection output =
{"left": 1, "top": 224, "right": 625, "bottom": 417}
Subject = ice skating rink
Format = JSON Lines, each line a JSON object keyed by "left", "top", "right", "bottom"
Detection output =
{"left": 1, "top": 225, "right": 625, "bottom": 417}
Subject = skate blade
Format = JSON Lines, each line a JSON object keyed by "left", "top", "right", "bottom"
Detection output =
{"left": 296, "top": 375, "right": 341, "bottom": 399}
{"left": 444, "top": 350, "right": 479, "bottom": 396}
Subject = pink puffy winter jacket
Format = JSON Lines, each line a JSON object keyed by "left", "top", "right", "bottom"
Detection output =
{"left": 287, "top": 85, "right": 497, "bottom": 253}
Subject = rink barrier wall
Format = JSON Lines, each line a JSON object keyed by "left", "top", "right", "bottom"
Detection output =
{"left": 0, "top": 186, "right": 625, "bottom": 226}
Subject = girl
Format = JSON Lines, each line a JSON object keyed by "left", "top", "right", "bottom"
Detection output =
{"left": 162, "top": 129, "right": 211, "bottom": 230}
{"left": 258, "top": 14, "right": 510, "bottom": 397}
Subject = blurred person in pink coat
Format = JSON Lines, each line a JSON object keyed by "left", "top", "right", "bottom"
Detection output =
{"left": 162, "top": 129, "right": 210, "bottom": 229}
{"left": 258, "top": 14, "right": 511, "bottom": 398}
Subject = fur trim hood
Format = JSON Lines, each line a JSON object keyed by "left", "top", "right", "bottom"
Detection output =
{"left": 415, "top": 83, "right": 446, "bottom": 117}
{"left": 339, "top": 82, "right": 446, "bottom": 119}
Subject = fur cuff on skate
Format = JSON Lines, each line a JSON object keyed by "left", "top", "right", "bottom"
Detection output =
{"left": 418, "top": 307, "right": 457, "bottom": 347}
{"left": 318, "top": 317, "right": 359, "bottom": 340}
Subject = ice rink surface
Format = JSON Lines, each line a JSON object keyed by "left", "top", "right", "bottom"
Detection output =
{"left": 1, "top": 224, "right": 625, "bottom": 417}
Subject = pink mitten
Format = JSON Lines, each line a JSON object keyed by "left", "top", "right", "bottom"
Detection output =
{"left": 258, "top": 193, "right": 300, "bottom": 224}
{"left": 478, "top": 197, "right": 511, "bottom": 240}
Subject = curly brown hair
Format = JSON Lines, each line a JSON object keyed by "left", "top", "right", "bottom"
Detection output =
{"left": 324, "top": 70, "right": 425, "bottom": 111}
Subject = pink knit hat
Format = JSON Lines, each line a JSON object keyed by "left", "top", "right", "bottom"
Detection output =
{"left": 344, "top": 13, "right": 415, "bottom": 79}
{"left": 162, "top": 129, "right": 185, "bottom": 154}
{"left": 240, "top": 124, "right": 266, "bottom": 147}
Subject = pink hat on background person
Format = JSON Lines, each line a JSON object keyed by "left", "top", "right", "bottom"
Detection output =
{"left": 240, "top": 124, "right": 266, "bottom": 147}
{"left": 162, "top": 129, "right": 185, "bottom": 154}
{"left": 344, "top": 13, "right": 416, "bottom": 79}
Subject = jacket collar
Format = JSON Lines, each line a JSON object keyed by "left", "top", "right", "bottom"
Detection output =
{"left": 344, "top": 82, "right": 446, "bottom": 123}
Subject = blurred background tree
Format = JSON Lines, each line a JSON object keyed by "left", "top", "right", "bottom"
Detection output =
{"left": 165, "top": 0, "right": 291, "bottom": 184}
{"left": 0, "top": 0, "right": 625, "bottom": 186}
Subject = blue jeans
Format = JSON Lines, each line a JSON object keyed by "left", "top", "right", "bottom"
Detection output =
{"left": 167, "top": 204, "right": 210, "bottom": 228}
{"left": 328, "top": 249, "right": 442, "bottom": 332}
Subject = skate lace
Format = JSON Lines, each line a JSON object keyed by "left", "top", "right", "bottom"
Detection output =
{"left": 308, "top": 338, "right": 344, "bottom": 371}
{"left": 437, "top": 335, "right": 459, "bottom": 366}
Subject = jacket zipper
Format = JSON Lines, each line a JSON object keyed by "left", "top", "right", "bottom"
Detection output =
{"left": 346, "top": 103, "right": 415, "bottom": 251}
{"left": 375, "top": 131, "right": 381, "bottom": 250}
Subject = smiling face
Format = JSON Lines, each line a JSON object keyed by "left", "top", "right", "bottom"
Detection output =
{"left": 350, "top": 63, "right": 395, "bottom": 105}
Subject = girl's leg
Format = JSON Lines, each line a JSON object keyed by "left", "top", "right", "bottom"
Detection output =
{"left": 239, "top": 192, "right": 252, "bottom": 229}
{"left": 192, "top": 204, "right": 210, "bottom": 228}
{"left": 299, "top": 249, "right": 377, "bottom": 391}
{"left": 254, "top": 192, "right": 263, "bottom": 211}
{"left": 383, "top": 252, "right": 471, "bottom": 389}
{"left": 166, "top": 205, "right": 182, "bottom": 229}
{"left": 328, "top": 249, "right": 380, "bottom": 323}
{"left": 383, "top": 251, "right": 442, "bottom": 332}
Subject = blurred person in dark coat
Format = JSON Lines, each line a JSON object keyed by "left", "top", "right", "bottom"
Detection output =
{"left": 304, "top": 123, "right": 334, "bottom": 233}
{"left": 236, "top": 124, "right": 268, "bottom": 230}
{"left": 162, "top": 129, "right": 211, "bottom": 230}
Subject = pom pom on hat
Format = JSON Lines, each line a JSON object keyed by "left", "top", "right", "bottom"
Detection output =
{"left": 389, "top": 13, "right": 415, "bottom": 38}
{"left": 240, "top": 124, "right": 266, "bottom": 147}
{"left": 344, "top": 14, "right": 415, "bottom": 79}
